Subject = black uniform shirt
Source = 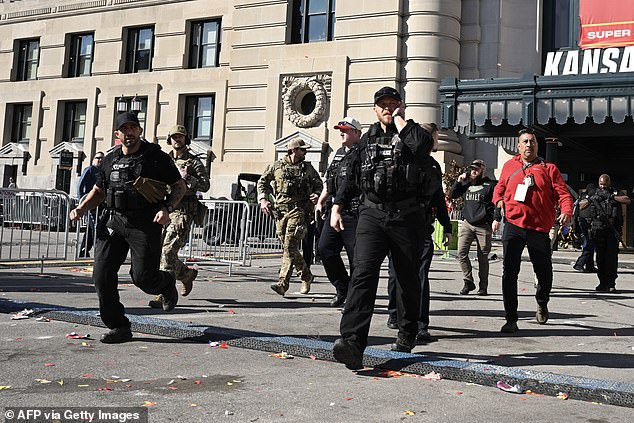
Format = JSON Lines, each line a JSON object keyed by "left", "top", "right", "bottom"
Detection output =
{"left": 335, "top": 120, "right": 435, "bottom": 206}
{"left": 96, "top": 141, "right": 181, "bottom": 191}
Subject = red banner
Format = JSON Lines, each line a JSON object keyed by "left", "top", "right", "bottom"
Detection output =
{"left": 579, "top": 0, "right": 634, "bottom": 49}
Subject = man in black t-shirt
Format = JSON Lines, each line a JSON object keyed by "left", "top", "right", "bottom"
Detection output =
{"left": 450, "top": 159, "right": 498, "bottom": 296}
{"left": 70, "top": 112, "right": 186, "bottom": 344}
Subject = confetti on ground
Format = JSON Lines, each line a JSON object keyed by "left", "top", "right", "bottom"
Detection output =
{"left": 44, "top": 363, "right": 55, "bottom": 367}
{"left": 225, "top": 411, "right": 234, "bottom": 416}
{"left": 191, "top": 404, "right": 198, "bottom": 407}
{"left": 66, "top": 333, "right": 91, "bottom": 339}
{"left": 168, "top": 380, "right": 176, "bottom": 385}
{"left": 194, "top": 380, "right": 202, "bottom": 385}
{"left": 0, "top": 386, "right": 11, "bottom": 390}
{"left": 309, "top": 355, "right": 317, "bottom": 360}
{"left": 344, "top": 397, "right": 353, "bottom": 401}
{"left": 269, "top": 352, "right": 294, "bottom": 359}
{"left": 81, "top": 374, "right": 93, "bottom": 378}
{"left": 209, "top": 341, "right": 229, "bottom": 348}
{"left": 229, "top": 309, "right": 236, "bottom": 314}
{"left": 403, "top": 410, "right": 416, "bottom": 416}
{"left": 57, "top": 380, "right": 64, "bottom": 386}
{"left": 143, "top": 402, "right": 156, "bottom": 407}
{"left": 422, "top": 371, "right": 442, "bottom": 380}
{"left": 35, "top": 379, "right": 52, "bottom": 384}
{"left": 35, "top": 317, "right": 50, "bottom": 322}
{"left": 557, "top": 392, "right": 569, "bottom": 400}
{"left": 81, "top": 342, "right": 92, "bottom": 347}
{"left": 496, "top": 381, "right": 523, "bottom": 394}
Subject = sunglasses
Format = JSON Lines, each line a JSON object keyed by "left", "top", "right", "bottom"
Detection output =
{"left": 94, "top": 156, "right": 104, "bottom": 160}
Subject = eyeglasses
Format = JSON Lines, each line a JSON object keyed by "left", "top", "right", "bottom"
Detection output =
{"left": 94, "top": 156, "right": 104, "bottom": 160}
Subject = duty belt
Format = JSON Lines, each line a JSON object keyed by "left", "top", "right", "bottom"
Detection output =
{"left": 363, "top": 197, "right": 421, "bottom": 215}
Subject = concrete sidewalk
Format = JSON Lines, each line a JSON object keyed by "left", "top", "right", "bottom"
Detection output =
{"left": 0, "top": 248, "right": 633, "bottom": 408}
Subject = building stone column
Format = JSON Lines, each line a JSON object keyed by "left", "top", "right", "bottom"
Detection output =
{"left": 400, "top": 0, "right": 461, "bottom": 125}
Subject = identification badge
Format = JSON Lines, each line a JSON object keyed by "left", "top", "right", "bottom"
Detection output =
{"left": 514, "top": 183, "right": 529, "bottom": 202}
{"left": 524, "top": 175, "right": 534, "bottom": 187}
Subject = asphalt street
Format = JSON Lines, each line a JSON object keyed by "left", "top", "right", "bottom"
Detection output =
{"left": 0, "top": 245, "right": 633, "bottom": 421}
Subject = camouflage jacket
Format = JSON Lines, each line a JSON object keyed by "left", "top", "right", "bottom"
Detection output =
{"left": 257, "top": 155, "right": 323, "bottom": 212}
{"left": 169, "top": 149, "right": 210, "bottom": 214}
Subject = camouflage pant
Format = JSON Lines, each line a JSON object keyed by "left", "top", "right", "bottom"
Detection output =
{"left": 161, "top": 212, "right": 193, "bottom": 281}
{"left": 275, "top": 208, "right": 312, "bottom": 286}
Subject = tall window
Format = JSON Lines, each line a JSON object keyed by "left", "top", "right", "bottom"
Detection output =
{"left": 15, "top": 38, "right": 40, "bottom": 81}
{"left": 185, "top": 95, "right": 214, "bottom": 144}
{"left": 543, "top": 0, "right": 580, "bottom": 52}
{"left": 290, "top": 0, "right": 336, "bottom": 44}
{"left": 124, "top": 26, "right": 154, "bottom": 73}
{"left": 189, "top": 19, "right": 221, "bottom": 68}
{"left": 67, "top": 33, "right": 94, "bottom": 77}
{"left": 11, "top": 104, "right": 33, "bottom": 144}
{"left": 63, "top": 101, "right": 87, "bottom": 143}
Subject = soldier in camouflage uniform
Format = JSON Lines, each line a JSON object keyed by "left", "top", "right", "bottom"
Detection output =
{"left": 149, "top": 125, "right": 210, "bottom": 308}
{"left": 257, "top": 138, "right": 323, "bottom": 295}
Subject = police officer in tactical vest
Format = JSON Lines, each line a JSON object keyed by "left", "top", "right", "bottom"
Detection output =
{"left": 70, "top": 112, "right": 187, "bottom": 343}
{"left": 315, "top": 116, "right": 363, "bottom": 308}
{"left": 588, "top": 174, "right": 631, "bottom": 293}
{"left": 330, "top": 87, "right": 441, "bottom": 370}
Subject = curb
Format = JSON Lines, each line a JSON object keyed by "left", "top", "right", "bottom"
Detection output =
{"left": 2, "top": 298, "right": 633, "bottom": 409}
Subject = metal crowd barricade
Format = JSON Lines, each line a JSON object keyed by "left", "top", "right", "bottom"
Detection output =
{"left": 0, "top": 188, "right": 74, "bottom": 262}
{"left": 183, "top": 199, "right": 282, "bottom": 266}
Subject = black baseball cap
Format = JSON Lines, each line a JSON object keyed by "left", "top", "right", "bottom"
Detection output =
{"left": 374, "top": 87, "right": 401, "bottom": 104}
{"left": 115, "top": 112, "right": 140, "bottom": 130}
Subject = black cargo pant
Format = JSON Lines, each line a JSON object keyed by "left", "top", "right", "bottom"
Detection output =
{"left": 318, "top": 210, "right": 357, "bottom": 297}
{"left": 340, "top": 206, "right": 424, "bottom": 351}
{"left": 501, "top": 222, "right": 552, "bottom": 323}
{"left": 93, "top": 212, "right": 176, "bottom": 329}
{"left": 387, "top": 236, "right": 434, "bottom": 330}
{"left": 593, "top": 230, "right": 619, "bottom": 288}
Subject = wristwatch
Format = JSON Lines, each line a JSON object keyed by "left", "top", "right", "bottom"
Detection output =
{"left": 164, "top": 203, "right": 174, "bottom": 213}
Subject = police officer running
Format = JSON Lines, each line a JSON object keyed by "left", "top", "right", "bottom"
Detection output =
{"left": 330, "top": 87, "right": 440, "bottom": 370}
{"left": 148, "top": 125, "right": 210, "bottom": 308}
{"left": 69, "top": 112, "right": 187, "bottom": 343}
{"left": 588, "top": 174, "right": 631, "bottom": 293}
{"left": 257, "top": 138, "right": 323, "bottom": 296}
{"left": 315, "top": 116, "right": 363, "bottom": 307}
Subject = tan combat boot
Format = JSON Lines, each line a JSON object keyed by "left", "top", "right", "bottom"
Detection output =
{"left": 180, "top": 267, "right": 198, "bottom": 297}
{"left": 148, "top": 294, "right": 163, "bottom": 309}
{"left": 300, "top": 276, "right": 313, "bottom": 294}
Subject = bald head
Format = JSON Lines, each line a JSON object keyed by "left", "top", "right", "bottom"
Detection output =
{"left": 598, "top": 174, "right": 611, "bottom": 190}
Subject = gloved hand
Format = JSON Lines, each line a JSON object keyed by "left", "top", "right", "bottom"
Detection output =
{"left": 133, "top": 177, "right": 168, "bottom": 203}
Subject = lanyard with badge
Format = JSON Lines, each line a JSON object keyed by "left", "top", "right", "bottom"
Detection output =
{"left": 513, "top": 163, "right": 537, "bottom": 203}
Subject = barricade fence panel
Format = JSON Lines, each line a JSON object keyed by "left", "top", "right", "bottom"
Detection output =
{"left": 181, "top": 199, "right": 282, "bottom": 266}
{"left": 0, "top": 188, "right": 74, "bottom": 262}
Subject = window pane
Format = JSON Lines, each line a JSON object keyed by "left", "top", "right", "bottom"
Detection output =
{"left": 198, "top": 117, "right": 211, "bottom": 138}
{"left": 307, "top": 15, "right": 327, "bottom": 41}
{"left": 138, "top": 29, "right": 153, "bottom": 50}
{"left": 28, "top": 41, "right": 39, "bottom": 60}
{"left": 81, "top": 35, "right": 93, "bottom": 55}
{"left": 198, "top": 97, "right": 213, "bottom": 116}
{"left": 202, "top": 22, "right": 218, "bottom": 45}
{"left": 308, "top": 0, "right": 327, "bottom": 14}
{"left": 202, "top": 46, "right": 216, "bottom": 67}
{"left": 136, "top": 50, "right": 151, "bottom": 71}
{"left": 553, "top": 0, "right": 571, "bottom": 49}
{"left": 80, "top": 57, "right": 92, "bottom": 75}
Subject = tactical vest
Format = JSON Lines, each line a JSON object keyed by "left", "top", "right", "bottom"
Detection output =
{"left": 590, "top": 188, "right": 622, "bottom": 232}
{"left": 361, "top": 127, "right": 431, "bottom": 205}
{"left": 326, "top": 148, "right": 347, "bottom": 195}
{"left": 279, "top": 160, "right": 311, "bottom": 198}
{"left": 106, "top": 143, "right": 161, "bottom": 216}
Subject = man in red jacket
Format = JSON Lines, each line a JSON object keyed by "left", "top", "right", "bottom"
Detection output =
{"left": 492, "top": 128, "right": 573, "bottom": 333}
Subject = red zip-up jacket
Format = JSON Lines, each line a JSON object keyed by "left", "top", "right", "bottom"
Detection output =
{"left": 493, "top": 155, "right": 573, "bottom": 233}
